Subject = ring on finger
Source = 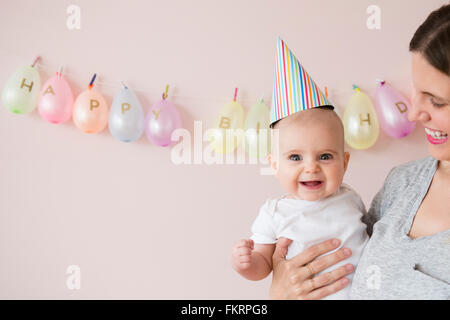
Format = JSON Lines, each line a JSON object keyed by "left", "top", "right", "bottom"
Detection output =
{"left": 310, "top": 277, "right": 317, "bottom": 290}
{"left": 305, "top": 263, "right": 314, "bottom": 277}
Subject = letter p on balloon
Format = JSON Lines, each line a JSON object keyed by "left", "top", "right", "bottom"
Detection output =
{"left": 90, "top": 99, "right": 100, "bottom": 111}
{"left": 121, "top": 102, "right": 131, "bottom": 114}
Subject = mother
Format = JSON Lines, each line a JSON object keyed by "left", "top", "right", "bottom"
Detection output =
{"left": 270, "top": 4, "right": 450, "bottom": 300}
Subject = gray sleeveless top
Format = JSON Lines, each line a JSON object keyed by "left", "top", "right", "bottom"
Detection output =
{"left": 349, "top": 157, "right": 450, "bottom": 299}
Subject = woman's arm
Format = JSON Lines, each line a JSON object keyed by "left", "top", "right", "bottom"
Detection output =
{"left": 270, "top": 238, "right": 354, "bottom": 300}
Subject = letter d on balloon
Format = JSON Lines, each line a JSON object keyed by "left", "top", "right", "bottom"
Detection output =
{"left": 395, "top": 102, "right": 407, "bottom": 114}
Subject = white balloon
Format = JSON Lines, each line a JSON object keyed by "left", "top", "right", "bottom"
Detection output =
{"left": 108, "top": 87, "right": 145, "bottom": 142}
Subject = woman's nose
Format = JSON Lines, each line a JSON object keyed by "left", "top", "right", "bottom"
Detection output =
{"left": 408, "top": 95, "right": 431, "bottom": 123}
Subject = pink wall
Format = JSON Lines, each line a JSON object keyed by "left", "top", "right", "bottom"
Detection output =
{"left": 0, "top": 0, "right": 445, "bottom": 299}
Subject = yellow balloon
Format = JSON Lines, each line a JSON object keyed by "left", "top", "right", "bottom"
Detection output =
{"left": 209, "top": 101, "right": 244, "bottom": 154}
{"left": 343, "top": 88, "right": 379, "bottom": 150}
{"left": 243, "top": 100, "right": 270, "bottom": 159}
{"left": 2, "top": 65, "right": 41, "bottom": 114}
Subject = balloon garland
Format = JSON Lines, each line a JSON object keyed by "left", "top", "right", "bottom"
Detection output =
{"left": 1, "top": 56, "right": 417, "bottom": 151}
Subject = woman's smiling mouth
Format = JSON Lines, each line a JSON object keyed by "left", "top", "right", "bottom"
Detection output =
{"left": 425, "top": 127, "right": 449, "bottom": 144}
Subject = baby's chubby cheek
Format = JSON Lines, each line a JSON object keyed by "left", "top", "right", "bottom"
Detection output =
{"left": 323, "top": 168, "right": 346, "bottom": 195}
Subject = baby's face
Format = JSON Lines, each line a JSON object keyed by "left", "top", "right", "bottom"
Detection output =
{"left": 270, "top": 109, "right": 350, "bottom": 201}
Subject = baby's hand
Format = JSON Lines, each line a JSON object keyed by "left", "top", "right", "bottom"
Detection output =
{"left": 231, "top": 239, "right": 254, "bottom": 271}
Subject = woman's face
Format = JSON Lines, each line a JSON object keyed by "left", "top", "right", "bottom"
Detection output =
{"left": 408, "top": 52, "right": 450, "bottom": 161}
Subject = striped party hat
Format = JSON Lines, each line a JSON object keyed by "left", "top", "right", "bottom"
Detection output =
{"left": 271, "top": 37, "right": 333, "bottom": 127}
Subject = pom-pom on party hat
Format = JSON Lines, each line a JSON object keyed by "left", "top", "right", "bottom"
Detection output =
{"left": 270, "top": 37, "right": 333, "bottom": 127}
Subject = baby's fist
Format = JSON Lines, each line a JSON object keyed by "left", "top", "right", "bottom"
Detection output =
{"left": 231, "top": 239, "right": 254, "bottom": 271}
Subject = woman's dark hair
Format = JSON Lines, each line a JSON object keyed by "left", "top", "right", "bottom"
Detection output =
{"left": 409, "top": 4, "right": 450, "bottom": 76}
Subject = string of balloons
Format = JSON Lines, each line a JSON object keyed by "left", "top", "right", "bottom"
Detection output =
{"left": 1, "top": 52, "right": 416, "bottom": 152}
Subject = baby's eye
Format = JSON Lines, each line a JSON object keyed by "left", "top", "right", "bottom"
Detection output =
{"left": 289, "top": 154, "right": 302, "bottom": 161}
{"left": 319, "top": 153, "right": 333, "bottom": 160}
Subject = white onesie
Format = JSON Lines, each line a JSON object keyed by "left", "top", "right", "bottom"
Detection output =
{"left": 250, "top": 184, "right": 369, "bottom": 300}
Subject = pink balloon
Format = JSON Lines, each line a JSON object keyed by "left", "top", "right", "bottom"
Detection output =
{"left": 374, "top": 82, "right": 416, "bottom": 138}
{"left": 145, "top": 99, "right": 182, "bottom": 147}
{"left": 38, "top": 74, "right": 74, "bottom": 124}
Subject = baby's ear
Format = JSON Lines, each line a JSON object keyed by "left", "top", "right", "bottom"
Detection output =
{"left": 343, "top": 151, "right": 350, "bottom": 172}
{"left": 268, "top": 153, "right": 278, "bottom": 174}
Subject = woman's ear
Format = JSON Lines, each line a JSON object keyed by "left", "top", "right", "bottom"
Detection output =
{"left": 343, "top": 151, "right": 350, "bottom": 172}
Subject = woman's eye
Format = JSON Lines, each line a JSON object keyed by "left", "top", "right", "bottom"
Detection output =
{"left": 430, "top": 97, "right": 446, "bottom": 107}
{"left": 320, "top": 153, "right": 333, "bottom": 160}
{"left": 289, "top": 154, "right": 302, "bottom": 161}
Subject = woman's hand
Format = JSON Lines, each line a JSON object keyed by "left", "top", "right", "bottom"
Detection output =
{"left": 270, "top": 238, "right": 354, "bottom": 300}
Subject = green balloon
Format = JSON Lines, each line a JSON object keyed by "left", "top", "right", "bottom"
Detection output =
{"left": 2, "top": 65, "right": 41, "bottom": 114}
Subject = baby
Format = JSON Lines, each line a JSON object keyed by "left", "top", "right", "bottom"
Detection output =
{"left": 231, "top": 107, "right": 369, "bottom": 300}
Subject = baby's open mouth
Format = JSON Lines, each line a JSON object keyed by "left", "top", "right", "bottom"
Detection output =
{"left": 299, "top": 180, "right": 323, "bottom": 190}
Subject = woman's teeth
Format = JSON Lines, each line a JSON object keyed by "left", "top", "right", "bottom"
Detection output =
{"left": 425, "top": 127, "right": 448, "bottom": 140}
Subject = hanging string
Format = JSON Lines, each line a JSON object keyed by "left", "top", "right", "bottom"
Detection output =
{"left": 375, "top": 78, "right": 386, "bottom": 86}
{"left": 88, "top": 73, "right": 97, "bottom": 89}
{"left": 162, "top": 84, "right": 169, "bottom": 99}
{"left": 56, "top": 65, "right": 64, "bottom": 79}
{"left": 31, "top": 56, "right": 40, "bottom": 68}
{"left": 0, "top": 48, "right": 364, "bottom": 104}
{"left": 259, "top": 92, "right": 265, "bottom": 103}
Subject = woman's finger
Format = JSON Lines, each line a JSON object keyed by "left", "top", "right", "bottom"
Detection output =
{"left": 305, "top": 277, "right": 350, "bottom": 300}
{"left": 308, "top": 264, "right": 354, "bottom": 289}
{"left": 289, "top": 239, "right": 341, "bottom": 268}
{"left": 307, "top": 247, "right": 352, "bottom": 276}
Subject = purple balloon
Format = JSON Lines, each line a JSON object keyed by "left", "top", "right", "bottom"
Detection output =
{"left": 145, "top": 99, "right": 182, "bottom": 147}
{"left": 374, "top": 82, "right": 415, "bottom": 138}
